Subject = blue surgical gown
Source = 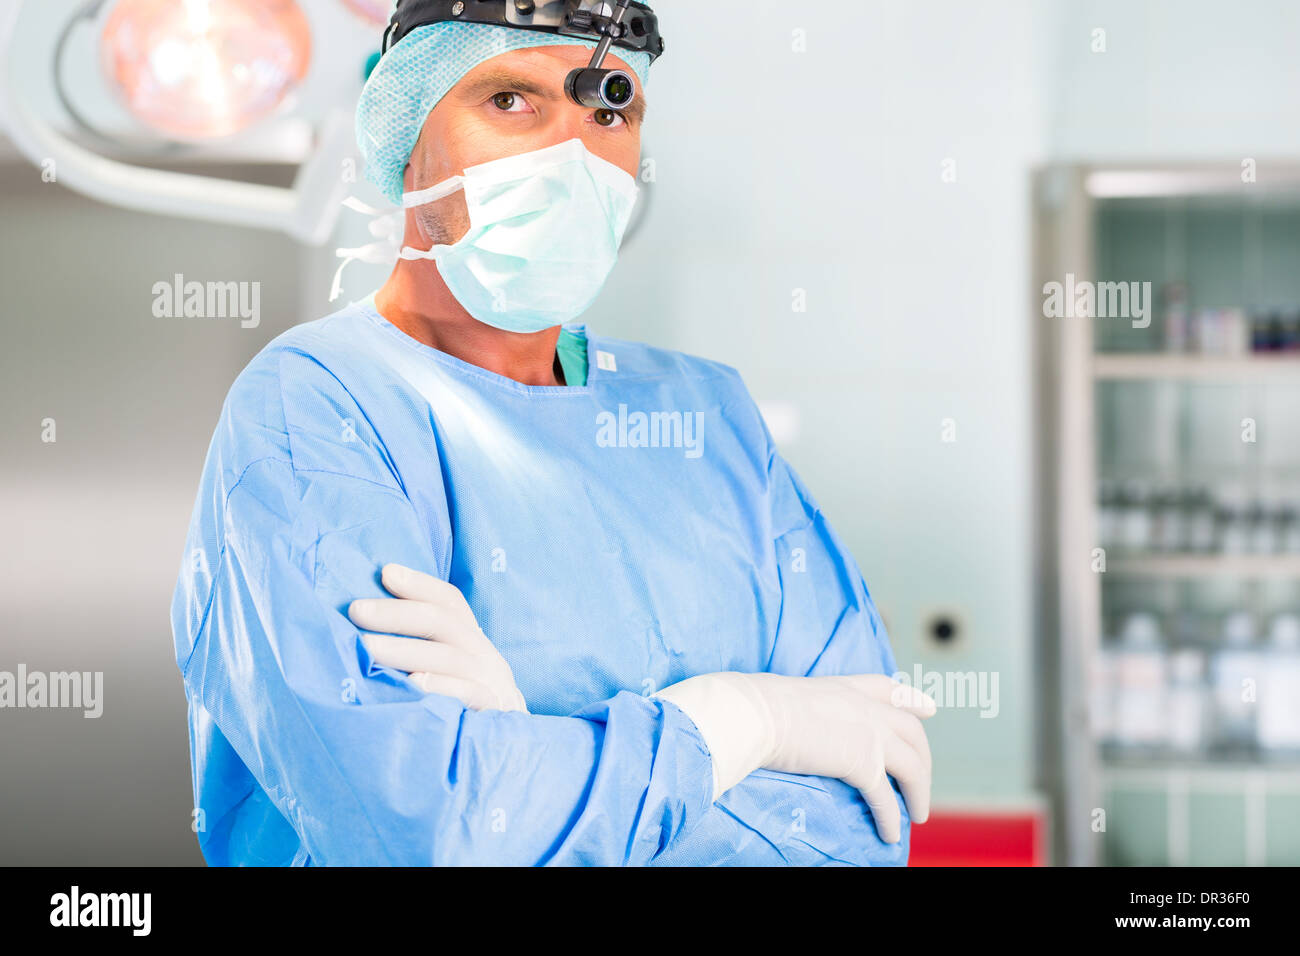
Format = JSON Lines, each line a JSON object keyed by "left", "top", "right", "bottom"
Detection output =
{"left": 171, "top": 299, "right": 909, "bottom": 866}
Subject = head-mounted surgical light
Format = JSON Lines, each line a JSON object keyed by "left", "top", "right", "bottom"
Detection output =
{"left": 382, "top": 0, "right": 664, "bottom": 112}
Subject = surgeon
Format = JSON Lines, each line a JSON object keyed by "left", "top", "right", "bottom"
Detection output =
{"left": 172, "top": 1, "right": 935, "bottom": 866}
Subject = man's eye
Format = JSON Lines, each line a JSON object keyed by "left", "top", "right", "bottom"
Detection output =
{"left": 491, "top": 92, "right": 529, "bottom": 112}
{"left": 593, "top": 108, "right": 625, "bottom": 128}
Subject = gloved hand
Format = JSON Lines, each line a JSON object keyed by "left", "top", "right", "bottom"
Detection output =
{"left": 655, "top": 672, "right": 935, "bottom": 843}
{"left": 349, "top": 564, "right": 528, "bottom": 713}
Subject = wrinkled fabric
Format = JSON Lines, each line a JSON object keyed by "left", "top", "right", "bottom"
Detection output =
{"left": 171, "top": 299, "right": 908, "bottom": 866}
{"left": 358, "top": 22, "right": 653, "bottom": 203}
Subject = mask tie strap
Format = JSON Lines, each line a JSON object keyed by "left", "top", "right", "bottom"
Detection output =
{"left": 330, "top": 196, "right": 405, "bottom": 302}
{"left": 403, "top": 176, "right": 466, "bottom": 209}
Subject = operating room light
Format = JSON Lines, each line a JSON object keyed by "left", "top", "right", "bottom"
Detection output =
{"left": 100, "top": 0, "right": 312, "bottom": 139}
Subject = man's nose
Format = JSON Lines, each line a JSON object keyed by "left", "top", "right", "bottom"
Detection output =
{"left": 541, "top": 106, "right": 631, "bottom": 172}
{"left": 550, "top": 106, "right": 595, "bottom": 145}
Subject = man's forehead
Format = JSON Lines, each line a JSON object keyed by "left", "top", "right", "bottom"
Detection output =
{"left": 456, "top": 44, "right": 640, "bottom": 86}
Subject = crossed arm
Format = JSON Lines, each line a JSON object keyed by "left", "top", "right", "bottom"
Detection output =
{"left": 181, "top": 453, "right": 931, "bottom": 865}
{"left": 354, "top": 561, "right": 934, "bottom": 846}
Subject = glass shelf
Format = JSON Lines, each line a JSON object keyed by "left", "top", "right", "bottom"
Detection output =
{"left": 1093, "top": 353, "right": 1300, "bottom": 381}
{"left": 1108, "top": 554, "right": 1300, "bottom": 578}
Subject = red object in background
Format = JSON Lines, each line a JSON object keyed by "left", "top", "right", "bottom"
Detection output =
{"left": 909, "top": 808, "right": 1046, "bottom": 867}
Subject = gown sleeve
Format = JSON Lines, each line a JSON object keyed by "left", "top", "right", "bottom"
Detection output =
{"left": 172, "top": 345, "right": 716, "bottom": 866}
{"left": 650, "top": 420, "right": 912, "bottom": 867}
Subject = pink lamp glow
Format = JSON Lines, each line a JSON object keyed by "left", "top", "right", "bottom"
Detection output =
{"left": 340, "top": 0, "right": 392, "bottom": 27}
{"left": 100, "top": 0, "right": 312, "bottom": 139}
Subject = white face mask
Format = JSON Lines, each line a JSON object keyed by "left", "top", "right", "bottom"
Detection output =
{"left": 397, "top": 138, "right": 640, "bottom": 333}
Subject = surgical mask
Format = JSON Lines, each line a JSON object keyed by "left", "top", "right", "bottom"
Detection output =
{"left": 397, "top": 138, "right": 639, "bottom": 333}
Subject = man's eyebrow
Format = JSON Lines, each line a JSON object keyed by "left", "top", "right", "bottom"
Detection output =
{"left": 455, "top": 69, "right": 557, "bottom": 102}
{"left": 456, "top": 67, "right": 647, "bottom": 124}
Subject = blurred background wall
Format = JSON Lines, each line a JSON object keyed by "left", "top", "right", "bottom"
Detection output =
{"left": 1, "top": 0, "right": 1297, "bottom": 865}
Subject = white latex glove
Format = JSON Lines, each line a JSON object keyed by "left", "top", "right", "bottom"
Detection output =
{"left": 655, "top": 672, "right": 935, "bottom": 843}
{"left": 349, "top": 564, "right": 528, "bottom": 713}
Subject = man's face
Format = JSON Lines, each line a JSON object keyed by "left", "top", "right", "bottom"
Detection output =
{"left": 404, "top": 45, "right": 645, "bottom": 247}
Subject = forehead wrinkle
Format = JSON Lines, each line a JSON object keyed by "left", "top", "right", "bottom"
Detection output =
{"left": 453, "top": 68, "right": 558, "bottom": 101}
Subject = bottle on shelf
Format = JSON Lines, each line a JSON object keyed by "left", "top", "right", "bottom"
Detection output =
{"left": 1216, "top": 486, "right": 1250, "bottom": 555}
{"left": 1106, "top": 612, "right": 1168, "bottom": 755}
{"left": 1212, "top": 611, "right": 1262, "bottom": 755}
{"left": 1258, "top": 614, "right": 1300, "bottom": 758}
{"left": 1268, "top": 312, "right": 1287, "bottom": 352}
{"left": 1281, "top": 505, "right": 1300, "bottom": 554}
{"left": 1150, "top": 486, "right": 1183, "bottom": 552}
{"left": 1162, "top": 282, "right": 1189, "bottom": 353}
{"left": 1149, "top": 487, "right": 1173, "bottom": 552}
{"left": 1283, "top": 310, "right": 1300, "bottom": 352}
{"left": 1097, "top": 480, "right": 1120, "bottom": 550}
{"left": 1185, "top": 487, "right": 1219, "bottom": 553}
{"left": 1245, "top": 499, "right": 1278, "bottom": 554}
{"left": 1250, "top": 310, "right": 1273, "bottom": 352}
{"left": 1190, "top": 308, "right": 1215, "bottom": 354}
{"left": 1118, "top": 480, "right": 1153, "bottom": 553}
{"left": 1166, "top": 647, "right": 1208, "bottom": 756}
{"left": 1187, "top": 307, "right": 1249, "bottom": 355}
{"left": 1222, "top": 307, "right": 1250, "bottom": 356}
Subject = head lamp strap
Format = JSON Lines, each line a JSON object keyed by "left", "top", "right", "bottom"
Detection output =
{"left": 382, "top": 0, "right": 665, "bottom": 61}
